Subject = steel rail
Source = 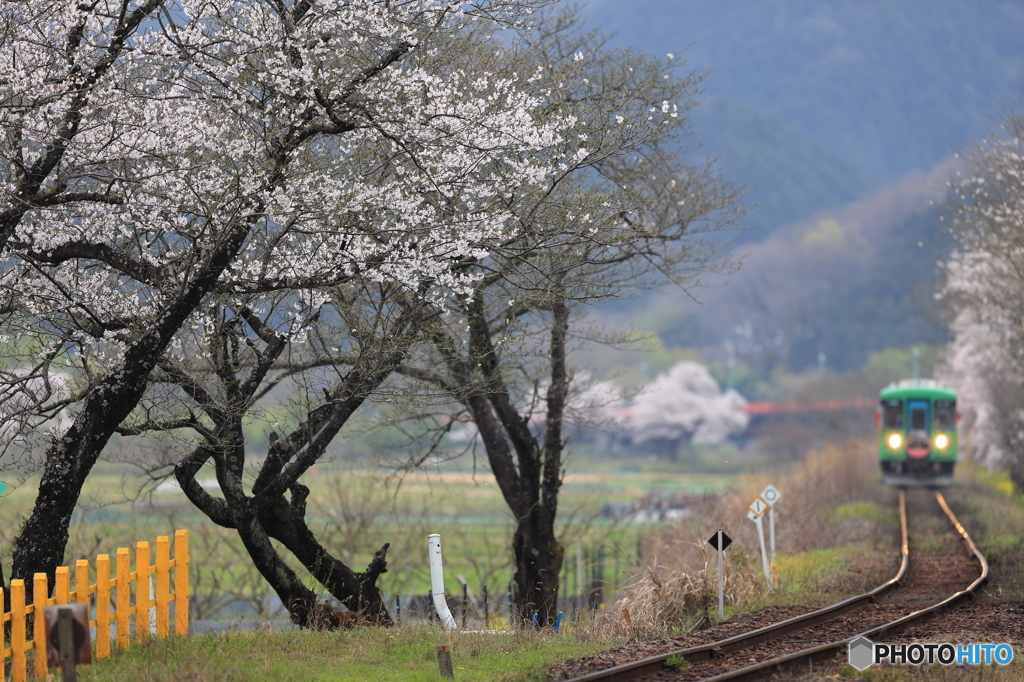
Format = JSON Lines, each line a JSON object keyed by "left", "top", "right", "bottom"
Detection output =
{"left": 564, "top": 490, "right": 910, "bottom": 682}
{"left": 699, "top": 489, "right": 988, "bottom": 682}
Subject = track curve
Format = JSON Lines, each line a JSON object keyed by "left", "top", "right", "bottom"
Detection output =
{"left": 563, "top": 489, "right": 987, "bottom": 682}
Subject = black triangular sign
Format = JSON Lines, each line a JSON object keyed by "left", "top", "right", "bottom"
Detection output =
{"left": 708, "top": 530, "right": 732, "bottom": 551}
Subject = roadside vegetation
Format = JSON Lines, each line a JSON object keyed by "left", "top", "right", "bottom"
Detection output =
{"left": 13, "top": 440, "right": 1022, "bottom": 680}
{"left": 606, "top": 441, "right": 897, "bottom": 638}
{"left": 71, "top": 626, "right": 609, "bottom": 682}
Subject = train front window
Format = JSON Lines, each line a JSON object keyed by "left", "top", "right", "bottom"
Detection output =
{"left": 934, "top": 400, "right": 956, "bottom": 429}
{"left": 911, "top": 407, "right": 926, "bottom": 429}
{"left": 882, "top": 400, "right": 903, "bottom": 428}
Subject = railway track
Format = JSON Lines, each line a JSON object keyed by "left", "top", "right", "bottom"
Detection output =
{"left": 564, "top": 488, "right": 987, "bottom": 682}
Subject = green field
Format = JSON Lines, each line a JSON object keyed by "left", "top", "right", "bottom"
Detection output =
{"left": 0, "top": 457, "right": 735, "bottom": 620}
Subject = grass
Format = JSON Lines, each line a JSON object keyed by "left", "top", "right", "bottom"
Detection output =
{"left": 0, "top": 459, "right": 735, "bottom": 615}
{"left": 608, "top": 442, "right": 900, "bottom": 635}
{"left": 832, "top": 500, "right": 898, "bottom": 526}
{"left": 941, "top": 462, "right": 1024, "bottom": 601}
{"left": 774, "top": 547, "right": 875, "bottom": 595}
{"left": 72, "top": 625, "right": 610, "bottom": 682}
{"left": 9, "top": 442, "right": 1019, "bottom": 681}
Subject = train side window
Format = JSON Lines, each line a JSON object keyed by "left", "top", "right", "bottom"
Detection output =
{"left": 934, "top": 400, "right": 956, "bottom": 429}
{"left": 882, "top": 400, "right": 903, "bottom": 428}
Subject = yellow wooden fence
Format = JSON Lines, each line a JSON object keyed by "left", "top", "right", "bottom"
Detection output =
{"left": 1, "top": 529, "right": 189, "bottom": 681}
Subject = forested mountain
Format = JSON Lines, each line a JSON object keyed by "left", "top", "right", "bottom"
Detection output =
{"left": 607, "top": 161, "right": 955, "bottom": 379}
{"left": 690, "top": 99, "right": 874, "bottom": 235}
{"left": 583, "top": 0, "right": 1024, "bottom": 236}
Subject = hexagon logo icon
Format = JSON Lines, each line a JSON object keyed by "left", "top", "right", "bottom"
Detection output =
{"left": 848, "top": 636, "right": 875, "bottom": 671}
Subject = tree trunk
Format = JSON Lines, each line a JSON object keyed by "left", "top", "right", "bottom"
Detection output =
{"left": 177, "top": 451, "right": 394, "bottom": 629}
{"left": 257, "top": 483, "right": 394, "bottom": 625}
{"left": 513, "top": 293, "right": 569, "bottom": 627}
{"left": 12, "top": 355, "right": 159, "bottom": 590}
{"left": 231, "top": 515, "right": 350, "bottom": 630}
{"left": 435, "top": 290, "right": 570, "bottom": 628}
{"left": 511, "top": 510, "right": 564, "bottom": 626}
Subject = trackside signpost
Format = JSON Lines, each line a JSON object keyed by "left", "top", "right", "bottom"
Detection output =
{"left": 707, "top": 530, "right": 732, "bottom": 621}
{"left": 759, "top": 484, "right": 782, "bottom": 562}
{"left": 44, "top": 604, "right": 91, "bottom": 682}
{"left": 746, "top": 496, "right": 771, "bottom": 588}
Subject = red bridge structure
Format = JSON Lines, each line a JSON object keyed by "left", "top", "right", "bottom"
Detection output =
{"left": 741, "top": 397, "right": 877, "bottom": 415}
{"left": 740, "top": 396, "right": 877, "bottom": 457}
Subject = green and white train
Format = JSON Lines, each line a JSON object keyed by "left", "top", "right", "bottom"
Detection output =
{"left": 877, "top": 380, "right": 957, "bottom": 486}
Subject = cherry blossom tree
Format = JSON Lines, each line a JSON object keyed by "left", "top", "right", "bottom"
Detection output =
{"left": 939, "top": 106, "right": 1024, "bottom": 486}
{"left": 626, "top": 361, "right": 748, "bottom": 458}
{"left": 0, "top": 0, "right": 582, "bottom": 608}
{"left": 0, "top": 0, "right": 163, "bottom": 252}
{"left": 158, "top": 285, "right": 432, "bottom": 626}
{"left": 394, "top": 11, "right": 745, "bottom": 625}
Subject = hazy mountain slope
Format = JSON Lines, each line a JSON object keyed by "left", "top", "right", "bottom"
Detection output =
{"left": 582, "top": 0, "right": 1024, "bottom": 235}
{"left": 692, "top": 98, "right": 874, "bottom": 237}
{"left": 621, "top": 161, "right": 955, "bottom": 372}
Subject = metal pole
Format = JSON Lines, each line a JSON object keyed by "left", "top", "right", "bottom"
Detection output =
{"left": 717, "top": 529, "right": 724, "bottom": 622}
{"left": 58, "top": 607, "right": 77, "bottom": 682}
{"left": 754, "top": 516, "right": 771, "bottom": 589}
{"left": 575, "top": 540, "right": 583, "bottom": 619}
{"left": 769, "top": 507, "right": 776, "bottom": 563}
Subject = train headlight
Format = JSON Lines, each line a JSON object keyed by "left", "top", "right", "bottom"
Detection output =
{"left": 935, "top": 433, "right": 950, "bottom": 449}
{"left": 887, "top": 433, "right": 902, "bottom": 449}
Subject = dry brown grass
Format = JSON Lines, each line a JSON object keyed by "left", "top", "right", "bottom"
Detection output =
{"left": 732, "top": 440, "right": 891, "bottom": 553}
{"left": 590, "top": 538, "right": 765, "bottom": 640}
{"left": 604, "top": 441, "right": 889, "bottom": 637}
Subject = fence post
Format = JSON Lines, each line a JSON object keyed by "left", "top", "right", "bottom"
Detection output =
{"left": 75, "top": 559, "right": 89, "bottom": 606}
{"left": 156, "top": 536, "right": 170, "bottom": 637}
{"left": 55, "top": 566, "right": 70, "bottom": 604}
{"left": 136, "top": 541, "right": 151, "bottom": 641}
{"left": 590, "top": 546, "right": 604, "bottom": 610}
{"left": 461, "top": 583, "right": 468, "bottom": 628}
{"left": 560, "top": 556, "right": 569, "bottom": 620}
{"left": 508, "top": 581, "right": 515, "bottom": 624}
{"left": 612, "top": 542, "right": 619, "bottom": 593}
{"left": 33, "top": 573, "right": 48, "bottom": 679}
{"left": 576, "top": 541, "right": 583, "bottom": 620}
{"left": 116, "top": 548, "right": 130, "bottom": 648}
{"left": 174, "top": 530, "right": 189, "bottom": 636}
{"left": 96, "top": 554, "right": 111, "bottom": 658}
{"left": 0, "top": 588, "right": 5, "bottom": 678}
{"left": 11, "top": 579, "right": 25, "bottom": 682}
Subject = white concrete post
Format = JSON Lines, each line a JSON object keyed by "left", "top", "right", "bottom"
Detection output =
{"left": 428, "top": 534, "right": 457, "bottom": 629}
